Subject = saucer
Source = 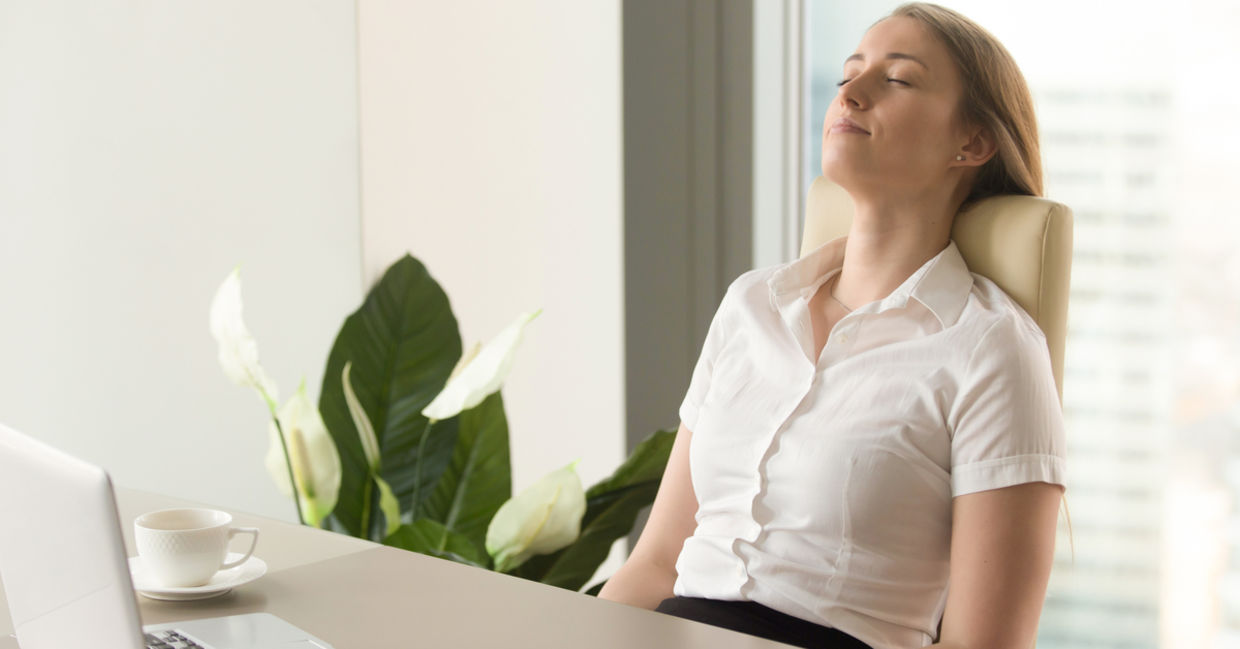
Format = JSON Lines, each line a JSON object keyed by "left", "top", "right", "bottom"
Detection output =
{"left": 129, "top": 553, "right": 267, "bottom": 601}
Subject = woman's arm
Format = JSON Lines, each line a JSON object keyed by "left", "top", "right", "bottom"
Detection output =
{"left": 931, "top": 481, "right": 1063, "bottom": 649}
{"left": 598, "top": 421, "right": 699, "bottom": 609}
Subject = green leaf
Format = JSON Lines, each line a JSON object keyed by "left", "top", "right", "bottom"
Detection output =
{"left": 583, "top": 429, "right": 676, "bottom": 499}
{"left": 513, "top": 429, "right": 676, "bottom": 591}
{"left": 421, "top": 391, "right": 511, "bottom": 547}
{"left": 319, "top": 255, "right": 463, "bottom": 540}
{"left": 375, "top": 474, "right": 402, "bottom": 538}
{"left": 584, "top": 581, "right": 606, "bottom": 597}
{"left": 385, "top": 519, "right": 488, "bottom": 568}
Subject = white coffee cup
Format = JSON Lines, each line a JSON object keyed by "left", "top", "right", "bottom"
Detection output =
{"left": 134, "top": 508, "right": 259, "bottom": 588}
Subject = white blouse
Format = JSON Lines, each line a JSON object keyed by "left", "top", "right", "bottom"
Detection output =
{"left": 672, "top": 236, "right": 1067, "bottom": 649}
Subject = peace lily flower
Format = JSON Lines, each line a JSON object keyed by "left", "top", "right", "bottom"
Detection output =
{"left": 264, "top": 382, "right": 342, "bottom": 528}
{"left": 343, "top": 361, "right": 402, "bottom": 537}
{"left": 210, "top": 267, "right": 279, "bottom": 410}
{"left": 486, "top": 462, "right": 586, "bottom": 572}
{"left": 211, "top": 267, "right": 305, "bottom": 525}
{"left": 422, "top": 309, "right": 542, "bottom": 422}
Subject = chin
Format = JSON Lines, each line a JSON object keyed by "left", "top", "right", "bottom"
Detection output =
{"left": 820, "top": 151, "right": 855, "bottom": 189}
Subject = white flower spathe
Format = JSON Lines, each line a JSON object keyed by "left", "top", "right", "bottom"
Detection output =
{"left": 264, "top": 383, "right": 342, "bottom": 527}
{"left": 421, "top": 309, "right": 541, "bottom": 422}
{"left": 341, "top": 361, "right": 402, "bottom": 537}
{"left": 342, "top": 361, "right": 381, "bottom": 472}
{"left": 210, "top": 268, "right": 279, "bottom": 407}
{"left": 485, "top": 462, "right": 585, "bottom": 573}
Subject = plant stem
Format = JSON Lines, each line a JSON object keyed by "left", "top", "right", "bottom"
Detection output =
{"left": 412, "top": 419, "right": 433, "bottom": 519}
{"left": 260, "top": 387, "right": 306, "bottom": 526}
{"left": 361, "top": 475, "right": 374, "bottom": 540}
{"left": 271, "top": 415, "right": 307, "bottom": 526}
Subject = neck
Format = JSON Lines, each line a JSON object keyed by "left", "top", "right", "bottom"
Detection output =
{"left": 833, "top": 191, "right": 957, "bottom": 309}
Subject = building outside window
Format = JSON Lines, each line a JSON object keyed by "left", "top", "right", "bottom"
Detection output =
{"left": 801, "top": 2, "right": 1240, "bottom": 647}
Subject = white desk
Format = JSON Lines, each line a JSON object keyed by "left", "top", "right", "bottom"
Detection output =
{"left": 1, "top": 488, "right": 791, "bottom": 648}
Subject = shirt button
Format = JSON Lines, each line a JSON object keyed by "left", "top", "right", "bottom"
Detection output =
{"left": 838, "top": 334, "right": 849, "bottom": 343}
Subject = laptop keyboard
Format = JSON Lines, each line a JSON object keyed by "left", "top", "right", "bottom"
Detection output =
{"left": 145, "top": 629, "right": 208, "bottom": 649}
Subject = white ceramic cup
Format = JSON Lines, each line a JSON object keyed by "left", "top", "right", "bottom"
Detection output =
{"left": 134, "top": 508, "right": 259, "bottom": 588}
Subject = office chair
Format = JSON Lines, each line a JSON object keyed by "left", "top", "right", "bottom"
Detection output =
{"left": 801, "top": 176, "right": 1074, "bottom": 649}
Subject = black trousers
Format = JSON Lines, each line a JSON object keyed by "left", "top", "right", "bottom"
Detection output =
{"left": 655, "top": 597, "right": 873, "bottom": 649}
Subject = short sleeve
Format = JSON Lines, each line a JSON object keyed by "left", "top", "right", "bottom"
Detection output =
{"left": 948, "top": 315, "right": 1067, "bottom": 497}
{"left": 677, "top": 288, "right": 733, "bottom": 432}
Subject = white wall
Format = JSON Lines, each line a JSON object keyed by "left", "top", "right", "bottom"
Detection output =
{"left": 356, "top": 1, "right": 626, "bottom": 496}
{"left": 0, "top": 0, "right": 627, "bottom": 571}
{"left": 0, "top": 1, "right": 363, "bottom": 521}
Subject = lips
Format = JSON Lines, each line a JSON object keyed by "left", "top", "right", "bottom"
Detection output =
{"left": 830, "top": 117, "right": 870, "bottom": 135}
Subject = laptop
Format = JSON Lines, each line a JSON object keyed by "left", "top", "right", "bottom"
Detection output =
{"left": 0, "top": 422, "right": 334, "bottom": 649}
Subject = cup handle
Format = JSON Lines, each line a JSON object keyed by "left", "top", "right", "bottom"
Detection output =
{"left": 220, "top": 527, "right": 260, "bottom": 570}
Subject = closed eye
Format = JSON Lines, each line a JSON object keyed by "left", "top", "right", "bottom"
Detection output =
{"left": 835, "top": 77, "right": 911, "bottom": 87}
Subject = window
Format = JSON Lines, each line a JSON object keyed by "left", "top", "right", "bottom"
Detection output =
{"left": 803, "top": 2, "right": 1240, "bottom": 647}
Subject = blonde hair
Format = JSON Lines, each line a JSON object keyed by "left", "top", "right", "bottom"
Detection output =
{"left": 887, "top": 2, "right": 1043, "bottom": 202}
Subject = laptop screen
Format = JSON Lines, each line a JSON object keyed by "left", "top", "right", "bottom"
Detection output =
{"left": 0, "top": 423, "right": 146, "bottom": 649}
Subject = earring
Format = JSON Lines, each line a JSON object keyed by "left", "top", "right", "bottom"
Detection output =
{"left": 955, "top": 155, "right": 965, "bottom": 161}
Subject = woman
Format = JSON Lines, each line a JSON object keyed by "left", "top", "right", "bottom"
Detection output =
{"left": 599, "top": 4, "right": 1066, "bottom": 649}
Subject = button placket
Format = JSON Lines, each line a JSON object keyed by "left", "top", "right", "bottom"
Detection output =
{"left": 743, "top": 372, "right": 817, "bottom": 544}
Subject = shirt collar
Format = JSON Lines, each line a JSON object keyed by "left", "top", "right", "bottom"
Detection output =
{"left": 767, "top": 236, "right": 974, "bottom": 329}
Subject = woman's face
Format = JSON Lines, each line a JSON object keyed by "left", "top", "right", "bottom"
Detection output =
{"left": 821, "top": 16, "right": 970, "bottom": 197}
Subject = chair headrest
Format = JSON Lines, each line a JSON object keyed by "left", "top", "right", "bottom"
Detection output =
{"left": 802, "top": 176, "right": 1074, "bottom": 399}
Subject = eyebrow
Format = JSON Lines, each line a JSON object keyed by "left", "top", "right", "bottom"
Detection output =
{"left": 844, "top": 52, "right": 929, "bottom": 69}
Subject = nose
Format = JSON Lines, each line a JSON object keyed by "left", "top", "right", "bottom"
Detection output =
{"left": 836, "top": 76, "right": 869, "bottom": 111}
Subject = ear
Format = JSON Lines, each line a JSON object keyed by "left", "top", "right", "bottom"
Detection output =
{"left": 952, "top": 126, "right": 997, "bottom": 167}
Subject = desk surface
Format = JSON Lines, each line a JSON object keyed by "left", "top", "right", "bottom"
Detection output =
{"left": 1, "top": 488, "right": 791, "bottom": 648}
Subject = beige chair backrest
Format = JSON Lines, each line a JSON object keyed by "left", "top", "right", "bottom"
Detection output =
{"left": 801, "top": 176, "right": 1074, "bottom": 401}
